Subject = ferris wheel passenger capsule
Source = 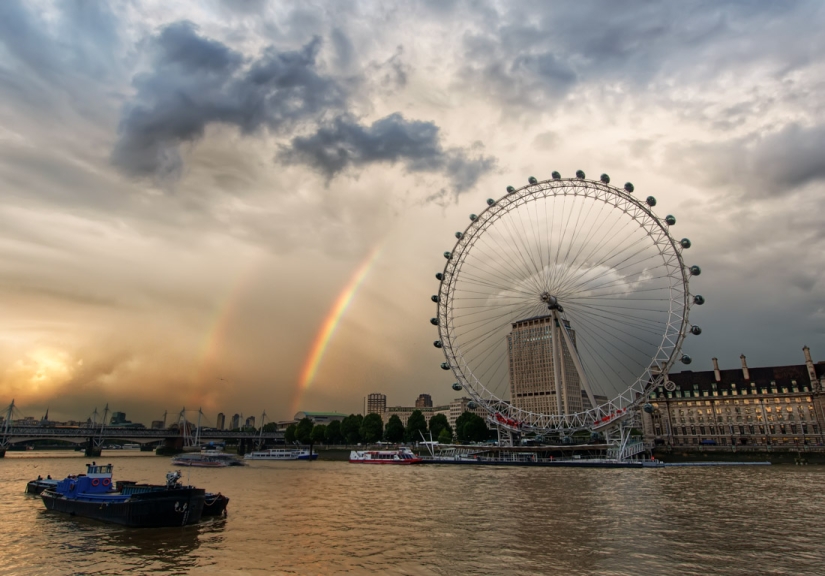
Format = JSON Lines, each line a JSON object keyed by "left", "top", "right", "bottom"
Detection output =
{"left": 467, "top": 401, "right": 477, "bottom": 409}
{"left": 444, "top": 251, "right": 452, "bottom": 259}
{"left": 487, "top": 198, "right": 496, "bottom": 206}
{"left": 646, "top": 196, "right": 657, "bottom": 207}
{"left": 469, "top": 214, "right": 477, "bottom": 221}
{"left": 680, "top": 238, "right": 692, "bottom": 249}
{"left": 600, "top": 174, "right": 610, "bottom": 183}
{"left": 455, "top": 232, "right": 463, "bottom": 239}
{"left": 681, "top": 354, "right": 692, "bottom": 365}
{"left": 551, "top": 171, "right": 561, "bottom": 179}
{"left": 693, "top": 294, "right": 705, "bottom": 305}
{"left": 506, "top": 186, "right": 516, "bottom": 194}
{"left": 689, "top": 265, "right": 701, "bottom": 276}
{"left": 452, "top": 382, "right": 463, "bottom": 391}
{"left": 440, "top": 362, "right": 451, "bottom": 370}
{"left": 528, "top": 176, "right": 538, "bottom": 185}
{"left": 431, "top": 295, "right": 439, "bottom": 303}
{"left": 624, "top": 182, "right": 634, "bottom": 193}
{"left": 643, "top": 403, "right": 654, "bottom": 414}
{"left": 430, "top": 318, "right": 439, "bottom": 326}
{"left": 435, "top": 272, "right": 443, "bottom": 280}
{"left": 690, "top": 325, "right": 702, "bottom": 335}
{"left": 434, "top": 340, "right": 443, "bottom": 348}
{"left": 576, "top": 170, "right": 585, "bottom": 179}
{"left": 665, "top": 215, "right": 676, "bottom": 226}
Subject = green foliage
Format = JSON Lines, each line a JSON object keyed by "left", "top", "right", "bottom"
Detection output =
{"left": 463, "top": 414, "right": 489, "bottom": 443}
{"left": 437, "top": 428, "right": 452, "bottom": 444}
{"left": 341, "top": 414, "right": 363, "bottom": 444}
{"left": 384, "top": 414, "right": 404, "bottom": 443}
{"left": 261, "top": 422, "right": 279, "bottom": 433}
{"left": 295, "top": 417, "right": 314, "bottom": 445}
{"left": 428, "top": 414, "right": 452, "bottom": 440}
{"left": 325, "top": 420, "right": 342, "bottom": 444}
{"left": 455, "top": 411, "right": 489, "bottom": 443}
{"left": 284, "top": 423, "right": 297, "bottom": 444}
{"left": 405, "top": 410, "right": 427, "bottom": 442}
{"left": 311, "top": 424, "right": 326, "bottom": 444}
{"left": 360, "top": 413, "right": 384, "bottom": 443}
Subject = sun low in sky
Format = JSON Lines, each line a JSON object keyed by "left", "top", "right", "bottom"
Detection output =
{"left": 0, "top": 1, "right": 824, "bottom": 424}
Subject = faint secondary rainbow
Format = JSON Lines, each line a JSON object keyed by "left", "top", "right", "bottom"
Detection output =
{"left": 290, "top": 246, "right": 383, "bottom": 414}
{"left": 196, "top": 263, "right": 258, "bottom": 389}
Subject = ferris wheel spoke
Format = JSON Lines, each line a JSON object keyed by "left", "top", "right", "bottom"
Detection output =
{"left": 476, "top": 226, "right": 545, "bottom": 294}
{"left": 456, "top": 265, "right": 542, "bottom": 298}
{"left": 557, "top": 234, "right": 652, "bottom": 297}
{"left": 554, "top": 198, "right": 613, "bottom": 290}
{"left": 497, "top": 209, "right": 547, "bottom": 291}
{"left": 562, "top": 312, "right": 647, "bottom": 383}
{"left": 564, "top": 311, "right": 663, "bottom": 352}
{"left": 453, "top": 302, "right": 546, "bottom": 355}
{"left": 554, "top": 192, "right": 597, "bottom": 291}
{"left": 565, "top": 299, "right": 666, "bottom": 336}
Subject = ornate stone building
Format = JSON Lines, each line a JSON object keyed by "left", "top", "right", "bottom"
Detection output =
{"left": 642, "top": 347, "right": 825, "bottom": 447}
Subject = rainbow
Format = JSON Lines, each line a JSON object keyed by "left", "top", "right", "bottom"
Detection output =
{"left": 290, "top": 246, "right": 382, "bottom": 414}
{"left": 196, "top": 263, "right": 258, "bottom": 390}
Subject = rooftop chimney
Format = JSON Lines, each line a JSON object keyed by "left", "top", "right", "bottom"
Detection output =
{"left": 740, "top": 354, "right": 750, "bottom": 381}
{"left": 712, "top": 357, "right": 721, "bottom": 382}
{"left": 803, "top": 346, "right": 817, "bottom": 385}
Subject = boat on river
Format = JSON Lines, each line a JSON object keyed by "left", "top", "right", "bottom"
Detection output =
{"left": 244, "top": 448, "right": 317, "bottom": 461}
{"left": 116, "top": 479, "right": 229, "bottom": 517}
{"left": 41, "top": 464, "right": 206, "bottom": 527}
{"left": 172, "top": 449, "right": 245, "bottom": 467}
{"left": 349, "top": 447, "right": 423, "bottom": 464}
{"left": 25, "top": 476, "right": 58, "bottom": 495}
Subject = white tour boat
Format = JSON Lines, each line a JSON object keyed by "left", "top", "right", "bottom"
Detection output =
{"left": 171, "top": 449, "right": 245, "bottom": 468}
{"left": 244, "top": 448, "right": 318, "bottom": 461}
{"left": 349, "top": 447, "right": 424, "bottom": 464}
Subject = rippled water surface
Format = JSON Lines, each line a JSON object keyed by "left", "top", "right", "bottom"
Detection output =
{"left": 1, "top": 452, "right": 824, "bottom": 575}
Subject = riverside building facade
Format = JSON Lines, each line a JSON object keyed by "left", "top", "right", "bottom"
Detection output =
{"left": 641, "top": 347, "right": 825, "bottom": 447}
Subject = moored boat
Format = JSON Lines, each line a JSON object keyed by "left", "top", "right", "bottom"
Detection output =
{"left": 349, "top": 447, "right": 423, "bottom": 464}
{"left": 244, "top": 448, "right": 318, "bottom": 461}
{"left": 117, "top": 479, "right": 229, "bottom": 517}
{"left": 41, "top": 464, "right": 206, "bottom": 527}
{"left": 25, "top": 476, "right": 58, "bottom": 495}
{"left": 172, "top": 449, "right": 244, "bottom": 468}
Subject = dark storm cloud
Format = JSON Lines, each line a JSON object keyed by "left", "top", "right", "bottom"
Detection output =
{"left": 112, "top": 22, "right": 346, "bottom": 180}
{"left": 458, "top": 1, "right": 818, "bottom": 112}
{"left": 278, "top": 113, "right": 496, "bottom": 193}
{"left": 670, "top": 123, "right": 825, "bottom": 196}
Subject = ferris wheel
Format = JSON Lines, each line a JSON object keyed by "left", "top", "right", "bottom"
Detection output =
{"left": 431, "top": 172, "right": 704, "bottom": 435}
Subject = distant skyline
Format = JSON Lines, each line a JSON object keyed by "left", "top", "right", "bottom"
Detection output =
{"left": 1, "top": 1, "right": 824, "bottom": 424}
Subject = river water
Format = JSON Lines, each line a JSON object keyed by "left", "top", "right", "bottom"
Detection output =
{"left": 1, "top": 452, "right": 823, "bottom": 575}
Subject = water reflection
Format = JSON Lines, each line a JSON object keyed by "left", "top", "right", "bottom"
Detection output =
{"left": 3, "top": 454, "right": 825, "bottom": 574}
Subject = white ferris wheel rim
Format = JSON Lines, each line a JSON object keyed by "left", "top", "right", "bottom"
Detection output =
{"left": 435, "top": 176, "right": 694, "bottom": 434}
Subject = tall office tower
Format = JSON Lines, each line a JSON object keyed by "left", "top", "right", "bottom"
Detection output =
{"left": 245, "top": 416, "right": 256, "bottom": 428}
{"left": 415, "top": 394, "right": 433, "bottom": 408}
{"left": 231, "top": 413, "right": 241, "bottom": 430}
{"left": 367, "top": 393, "right": 387, "bottom": 415}
{"left": 508, "top": 315, "right": 584, "bottom": 416}
{"left": 216, "top": 412, "right": 226, "bottom": 430}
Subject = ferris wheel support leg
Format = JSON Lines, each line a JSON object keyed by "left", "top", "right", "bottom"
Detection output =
{"left": 551, "top": 317, "right": 564, "bottom": 416}
{"left": 553, "top": 310, "right": 597, "bottom": 413}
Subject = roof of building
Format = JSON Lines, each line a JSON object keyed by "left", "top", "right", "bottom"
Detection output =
{"left": 293, "top": 411, "right": 348, "bottom": 417}
{"left": 665, "top": 362, "right": 825, "bottom": 393}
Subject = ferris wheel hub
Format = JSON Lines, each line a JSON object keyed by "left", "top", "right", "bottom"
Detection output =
{"left": 540, "top": 292, "right": 561, "bottom": 310}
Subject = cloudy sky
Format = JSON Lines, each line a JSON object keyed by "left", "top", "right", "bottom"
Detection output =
{"left": 1, "top": 0, "right": 824, "bottom": 425}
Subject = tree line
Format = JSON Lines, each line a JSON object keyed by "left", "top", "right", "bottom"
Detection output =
{"left": 282, "top": 410, "right": 492, "bottom": 446}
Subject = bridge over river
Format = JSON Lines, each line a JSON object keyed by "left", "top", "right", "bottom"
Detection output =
{"left": 0, "top": 427, "right": 284, "bottom": 446}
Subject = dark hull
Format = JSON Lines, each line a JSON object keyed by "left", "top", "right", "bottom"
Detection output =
{"left": 41, "top": 488, "right": 206, "bottom": 527}
{"left": 420, "top": 458, "right": 644, "bottom": 468}
{"left": 202, "top": 493, "right": 229, "bottom": 516}
{"left": 26, "top": 480, "right": 57, "bottom": 495}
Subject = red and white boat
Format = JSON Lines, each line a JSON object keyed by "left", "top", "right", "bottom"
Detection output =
{"left": 349, "top": 447, "right": 423, "bottom": 464}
